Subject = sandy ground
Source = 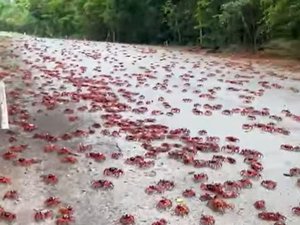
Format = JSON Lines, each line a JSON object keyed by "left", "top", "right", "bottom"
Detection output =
{"left": 0, "top": 34, "right": 300, "bottom": 225}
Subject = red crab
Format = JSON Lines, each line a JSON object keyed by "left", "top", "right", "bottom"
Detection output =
{"left": 0, "top": 210, "right": 16, "bottom": 222}
{"left": 207, "top": 197, "right": 234, "bottom": 214}
{"left": 156, "top": 198, "right": 172, "bottom": 210}
{"left": 200, "top": 214, "right": 215, "bottom": 225}
{"left": 261, "top": 180, "right": 277, "bottom": 190}
{"left": 45, "top": 197, "right": 61, "bottom": 207}
{"left": 78, "top": 143, "right": 92, "bottom": 152}
{"left": 151, "top": 218, "right": 167, "bottom": 225}
{"left": 2, "top": 152, "right": 17, "bottom": 160}
{"left": 254, "top": 200, "right": 266, "bottom": 210}
{"left": 145, "top": 185, "right": 163, "bottom": 194}
{"left": 207, "top": 160, "right": 223, "bottom": 170}
{"left": 34, "top": 210, "right": 53, "bottom": 221}
{"left": 221, "top": 145, "right": 240, "bottom": 153}
{"left": 9, "top": 145, "right": 28, "bottom": 152}
{"left": 238, "top": 179, "right": 253, "bottom": 189}
{"left": 157, "top": 180, "right": 175, "bottom": 191}
{"left": 103, "top": 167, "right": 124, "bottom": 177}
{"left": 240, "top": 169, "right": 261, "bottom": 179}
{"left": 61, "top": 156, "right": 78, "bottom": 164}
{"left": 14, "top": 158, "right": 41, "bottom": 167}
{"left": 225, "top": 136, "right": 239, "bottom": 143}
{"left": 3, "top": 190, "right": 18, "bottom": 200}
{"left": 258, "top": 212, "right": 286, "bottom": 222}
{"left": 291, "top": 206, "right": 300, "bottom": 216}
{"left": 58, "top": 206, "right": 74, "bottom": 216}
{"left": 182, "top": 189, "right": 196, "bottom": 198}
{"left": 41, "top": 174, "right": 59, "bottom": 185}
{"left": 251, "top": 161, "right": 264, "bottom": 172}
{"left": 91, "top": 180, "right": 114, "bottom": 190}
{"left": 57, "top": 147, "right": 75, "bottom": 155}
{"left": 289, "top": 167, "right": 300, "bottom": 176}
{"left": 174, "top": 204, "right": 189, "bottom": 216}
{"left": 44, "top": 144, "right": 58, "bottom": 153}
{"left": 21, "top": 122, "right": 37, "bottom": 132}
{"left": 280, "top": 144, "right": 294, "bottom": 151}
{"left": 111, "top": 152, "right": 122, "bottom": 159}
{"left": 56, "top": 214, "right": 75, "bottom": 225}
{"left": 87, "top": 152, "right": 106, "bottom": 162}
{"left": 193, "top": 173, "right": 208, "bottom": 183}
{"left": 0, "top": 176, "right": 11, "bottom": 184}
{"left": 119, "top": 214, "right": 135, "bottom": 225}
{"left": 200, "top": 193, "right": 215, "bottom": 202}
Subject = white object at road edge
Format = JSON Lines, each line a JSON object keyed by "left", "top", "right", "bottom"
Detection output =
{"left": 0, "top": 81, "right": 9, "bottom": 129}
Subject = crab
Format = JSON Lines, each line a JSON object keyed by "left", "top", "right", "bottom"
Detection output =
{"left": 87, "top": 152, "right": 106, "bottom": 162}
{"left": 58, "top": 206, "right": 74, "bottom": 216}
{"left": 156, "top": 198, "right": 172, "bottom": 210}
{"left": 240, "top": 169, "right": 261, "bottom": 179}
{"left": 111, "top": 152, "right": 123, "bottom": 159}
{"left": 34, "top": 210, "right": 53, "bottom": 221}
{"left": 207, "top": 160, "right": 223, "bottom": 170}
{"left": 103, "top": 167, "right": 124, "bottom": 177}
{"left": 91, "top": 180, "right": 114, "bottom": 190}
{"left": 157, "top": 180, "right": 175, "bottom": 191}
{"left": 56, "top": 214, "right": 75, "bottom": 225}
{"left": 292, "top": 207, "right": 300, "bottom": 216}
{"left": 254, "top": 200, "right": 266, "bottom": 210}
{"left": 225, "top": 136, "right": 239, "bottom": 143}
{"left": 251, "top": 161, "right": 264, "bottom": 172}
{"left": 145, "top": 185, "right": 163, "bottom": 195}
{"left": 3, "top": 190, "right": 18, "bottom": 200}
{"left": 258, "top": 212, "right": 286, "bottom": 222}
{"left": 174, "top": 204, "right": 189, "bottom": 216}
{"left": 200, "top": 214, "right": 215, "bottom": 225}
{"left": 0, "top": 210, "right": 16, "bottom": 222}
{"left": 14, "top": 158, "right": 41, "bottom": 167}
{"left": 119, "top": 214, "right": 135, "bottom": 225}
{"left": 207, "top": 197, "right": 234, "bottom": 214}
{"left": 0, "top": 176, "right": 11, "bottom": 184}
{"left": 45, "top": 197, "right": 61, "bottom": 207}
{"left": 2, "top": 152, "right": 18, "bottom": 160}
{"left": 44, "top": 144, "right": 58, "bottom": 153}
{"left": 182, "top": 189, "right": 196, "bottom": 198}
{"left": 199, "top": 193, "right": 214, "bottom": 202}
{"left": 193, "top": 173, "right": 208, "bottom": 183}
{"left": 78, "top": 143, "right": 92, "bottom": 152}
{"left": 41, "top": 174, "right": 59, "bottom": 185}
{"left": 238, "top": 179, "right": 253, "bottom": 189}
{"left": 151, "top": 218, "right": 167, "bottom": 225}
{"left": 261, "top": 180, "right": 277, "bottom": 190}
{"left": 61, "top": 156, "right": 78, "bottom": 164}
{"left": 289, "top": 167, "right": 300, "bottom": 176}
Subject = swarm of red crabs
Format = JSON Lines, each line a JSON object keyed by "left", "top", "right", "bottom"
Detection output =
{"left": 1, "top": 37, "right": 299, "bottom": 225}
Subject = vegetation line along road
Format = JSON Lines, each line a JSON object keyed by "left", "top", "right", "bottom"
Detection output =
{"left": 0, "top": 0, "right": 300, "bottom": 57}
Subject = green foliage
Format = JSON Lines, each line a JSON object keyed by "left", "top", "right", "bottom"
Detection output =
{"left": 0, "top": 0, "right": 299, "bottom": 51}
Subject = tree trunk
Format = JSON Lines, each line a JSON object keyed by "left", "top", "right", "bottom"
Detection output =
{"left": 199, "top": 21, "right": 203, "bottom": 45}
{"left": 112, "top": 30, "right": 116, "bottom": 42}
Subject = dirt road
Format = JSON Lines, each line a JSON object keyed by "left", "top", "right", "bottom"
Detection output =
{"left": 0, "top": 34, "right": 300, "bottom": 225}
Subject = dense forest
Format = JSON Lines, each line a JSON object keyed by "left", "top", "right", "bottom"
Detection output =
{"left": 0, "top": 0, "right": 299, "bottom": 51}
